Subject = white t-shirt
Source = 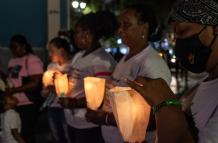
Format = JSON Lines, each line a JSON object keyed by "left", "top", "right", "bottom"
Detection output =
{"left": 2, "top": 109, "right": 21, "bottom": 143}
{"left": 102, "top": 45, "right": 171, "bottom": 143}
{"left": 191, "top": 78, "right": 218, "bottom": 143}
{"left": 64, "top": 48, "right": 116, "bottom": 129}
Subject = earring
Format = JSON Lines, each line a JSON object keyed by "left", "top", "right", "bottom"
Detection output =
{"left": 142, "top": 35, "right": 145, "bottom": 39}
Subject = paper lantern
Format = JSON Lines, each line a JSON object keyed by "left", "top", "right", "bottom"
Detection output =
{"left": 84, "top": 77, "right": 106, "bottom": 110}
{"left": 108, "top": 87, "right": 151, "bottom": 143}
{"left": 42, "top": 70, "right": 55, "bottom": 87}
{"left": 54, "top": 73, "right": 69, "bottom": 97}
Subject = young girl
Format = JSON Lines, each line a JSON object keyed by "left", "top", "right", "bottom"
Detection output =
{"left": 41, "top": 37, "right": 72, "bottom": 143}
{"left": 2, "top": 95, "right": 25, "bottom": 143}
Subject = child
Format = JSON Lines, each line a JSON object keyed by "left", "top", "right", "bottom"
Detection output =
{"left": 2, "top": 95, "right": 25, "bottom": 143}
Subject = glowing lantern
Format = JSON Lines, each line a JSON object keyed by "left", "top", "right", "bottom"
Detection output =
{"left": 108, "top": 87, "right": 151, "bottom": 143}
{"left": 54, "top": 73, "right": 69, "bottom": 97}
{"left": 84, "top": 77, "right": 106, "bottom": 110}
{"left": 42, "top": 70, "right": 55, "bottom": 87}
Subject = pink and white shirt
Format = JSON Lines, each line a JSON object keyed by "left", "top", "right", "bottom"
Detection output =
{"left": 8, "top": 54, "right": 43, "bottom": 106}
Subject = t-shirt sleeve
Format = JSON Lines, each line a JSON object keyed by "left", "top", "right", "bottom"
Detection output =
{"left": 93, "top": 59, "right": 115, "bottom": 79}
{"left": 139, "top": 55, "right": 171, "bottom": 85}
{"left": 27, "top": 55, "right": 44, "bottom": 75}
{"left": 5, "top": 111, "right": 20, "bottom": 130}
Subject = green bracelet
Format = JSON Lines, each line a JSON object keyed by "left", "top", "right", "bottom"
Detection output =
{"left": 152, "top": 99, "right": 181, "bottom": 114}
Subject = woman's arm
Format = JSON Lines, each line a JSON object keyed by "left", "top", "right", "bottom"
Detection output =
{"left": 6, "top": 74, "right": 42, "bottom": 95}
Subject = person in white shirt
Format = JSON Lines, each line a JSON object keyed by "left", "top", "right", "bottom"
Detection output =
{"left": 59, "top": 11, "right": 118, "bottom": 143}
{"left": 2, "top": 95, "right": 25, "bottom": 143}
{"left": 86, "top": 3, "right": 171, "bottom": 143}
{"left": 134, "top": 0, "right": 218, "bottom": 142}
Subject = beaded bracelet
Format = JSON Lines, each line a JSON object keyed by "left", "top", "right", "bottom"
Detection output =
{"left": 152, "top": 99, "right": 181, "bottom": 114}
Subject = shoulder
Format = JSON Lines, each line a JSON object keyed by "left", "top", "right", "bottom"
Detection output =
{"left": 27, "top": 54, "right": 42, "bottom": 63}
{"left": 93, "top": 48, "right": 115, "bottom": 64}
{"left": 5, "top": 110, "right": 19, "bottom": 118}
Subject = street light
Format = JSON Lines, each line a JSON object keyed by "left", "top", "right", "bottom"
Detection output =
{"left": 72, "top": 1, "right": 79, "bottom": 9}
{"left": 80, "top": 2, "right": 87, "bottom": 9}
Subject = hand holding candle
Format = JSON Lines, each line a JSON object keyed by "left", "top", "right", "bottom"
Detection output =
{"left": 42, "top": 70, "right": 56, "bottom": 87}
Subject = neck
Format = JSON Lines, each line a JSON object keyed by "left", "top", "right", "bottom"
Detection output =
{"left": 58, "top": 54, "right": 72, "bottom": 66}
{"left": 126, "top": 41, "right": 148, "bottom": 61}
{"left": 83, "top": 42, "right": 100, "bottom": 57}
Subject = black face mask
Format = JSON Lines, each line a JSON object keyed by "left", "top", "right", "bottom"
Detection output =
{"left": 175, "top": 26, "right": 217, "bottom": 73}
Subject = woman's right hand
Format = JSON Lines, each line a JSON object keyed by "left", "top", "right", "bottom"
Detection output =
{"left": 126, "top": 76, "right": 175, "bottom": 106}
{"left": 106, "top": 79, "right": 115, "bottom": 90}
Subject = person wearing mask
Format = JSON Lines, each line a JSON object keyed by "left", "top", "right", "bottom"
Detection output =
{"left": 133, "top": 0, "right": 218, "bottom": 142}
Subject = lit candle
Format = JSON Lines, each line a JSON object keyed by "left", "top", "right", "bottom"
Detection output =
{"left": 108, "top": 87, "right": 151, "bottom": 143}
{"left": 84, "top": 77, "right": 106, "bottom": 110}
{"left": 54, "top": 73, "right": 69, "bottom": 97}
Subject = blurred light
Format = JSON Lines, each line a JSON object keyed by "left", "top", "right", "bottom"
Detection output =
{"left": 72, "top": 1, "right": 79, "bottom": 8}
{"left": 169, "top": 49, "right": 173, "bottom": 55}
{"left": 119, "top": 45, "right": 129, "bottom": 54}
{"left": 80, "top": 2, "right": 86, "bottom": 9}
{"left": 117, "top": 38, "right": 122, "bottom": 44}
{"left": 171, "top": 58, "right": 176, "bottom": 63}
{"left": 159, "top": 53, "right": 163, "bottom": 57}
{"left": 105, "top": 48, "right": 111, "bottom": 53}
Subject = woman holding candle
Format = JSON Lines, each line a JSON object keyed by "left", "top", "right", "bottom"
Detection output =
{"left": 85, "top": 3, "right": 171, "bottom": 143}
{"left": 59, "top": 11, "right": 118, "bottom": 143}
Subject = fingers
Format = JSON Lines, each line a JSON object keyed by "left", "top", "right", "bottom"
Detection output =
{"left": 126, "top": 79, "right": 143, "bottom": 94}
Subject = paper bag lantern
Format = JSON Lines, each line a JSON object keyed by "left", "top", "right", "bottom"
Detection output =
{"left": 42, "top": 70, "right": 55, "bottom": 87}
{"left": 84, "top": 77, "right": 106, "bottom": 110}
{"left": 108, "top": 87, "right": 151, "bottom": 143}
{"left": 54, "top": 73, "right": 69, "bottom": 97}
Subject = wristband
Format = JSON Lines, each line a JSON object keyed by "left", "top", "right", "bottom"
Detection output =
{"left": 153, "top": 99, "right": 181, "bottom": 114}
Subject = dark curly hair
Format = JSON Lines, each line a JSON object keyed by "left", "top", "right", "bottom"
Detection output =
{"left": 75, "top": 11, "right": 118, "bottom": 41}
{"left": 126, "top": 4, "right": 162, "bottom": 42}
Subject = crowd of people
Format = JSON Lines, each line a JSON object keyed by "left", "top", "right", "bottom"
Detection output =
{"left": 0, "top": 0, "right": 218, "bottom": 143}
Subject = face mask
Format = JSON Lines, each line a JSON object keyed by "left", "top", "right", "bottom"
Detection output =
{"left": 175, "top": 26, "right": 216, "bottom": 73}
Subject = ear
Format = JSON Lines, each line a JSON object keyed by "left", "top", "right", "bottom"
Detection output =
{"left": 141, "top": 23, "right": 149, "bottom": 37}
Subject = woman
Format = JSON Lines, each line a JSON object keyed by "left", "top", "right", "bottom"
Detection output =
{"left": 59, "top": 11, "right": 118, "bottom": 143}
{"left": 41, "top": 37, "right": 72, "bottom": 143}
{"left": 6, "top": 34, "right": 43, "bottom": 143}
{"left": 86, "top": 3, "right": 171, "bottom": 143}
